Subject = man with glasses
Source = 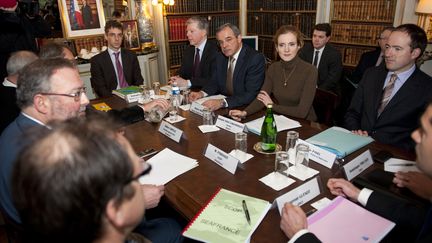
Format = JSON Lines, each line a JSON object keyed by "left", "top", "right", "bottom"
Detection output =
{"left": 11, "top": 117, "right": 151, "bottom": 243}
{"left": 91, "top": 20, "right": 143, "bottom": 98}
{"left": 189, "top": 23, "right": 265, "bottom": 111}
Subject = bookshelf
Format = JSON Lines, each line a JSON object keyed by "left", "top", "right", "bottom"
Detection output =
{"left": 330, "top": 0, "right": 397, "bottom": 67}
{"left": 164, "top": 0, "right": 240, "bottom": 72}
{"left": 246, "top": 0, "right": 318, "bottom": 61}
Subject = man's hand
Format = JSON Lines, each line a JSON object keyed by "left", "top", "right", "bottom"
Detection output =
{"left": 280, "top": 203, "right": 308, "bottom": 239}
{"left": 229, "top": 110, "right": 247, "bottom": 121}
{"left": 168, "top": 75, "right": 188, "bottom": 87}
{"left": 327, "top": 178, "right": 361, "bottom": 202}
{"left": 393, "top": 171, "right": 432, "bottom": 200}
{"left": 189, "top": 91, "right": 204, "bottom": 101}
{"left": 141, "top": 99, "right": 170, "bottom": 112}
{"left": 256, "top": 90, "right": 273, "bottom": 107}
{"left": 202, "top": 99, "right": 223, "bottom": 111}
{"left": 351, "top": 130, "right": 369, "bottom": 136}
{"left": 141, "top": 184, "right": 164, "bottom": 209}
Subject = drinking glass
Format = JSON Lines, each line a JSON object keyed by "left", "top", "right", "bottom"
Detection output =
{"left": 286, "top": 131, "right": 299, "bottom": 163}
{"left": 235, "top": 132, "right": 247, "bottom": 153}
{"left": 295, "top": 144, "right": 310, "bottom": 169}
{"left": 152, "top": 82, "right": 160, "bottom": 95}
{"left": 274, "top": 151, "right": 289, "bottom": 177}
{"left": 202, "top": 109, "right": 214, "bottom": 125}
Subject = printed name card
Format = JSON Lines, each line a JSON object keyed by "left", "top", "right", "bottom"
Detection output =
{"left": 343, "top": 150, "right": 374, "bottom": 181}
{"left": 215, "top": 116, "right": 245, "bottom": 134}
{"left": 204, "top": 143, "right": 239, "bottom": 174}
{"left": 274, "top": 177, "right": 321, "bottom": 214}
{"left": 158, "top": 121, "right": 183, "bottom": 143}
{"left": 297, "top": 139, "right": 337, "bottom": 169}
{"left": 190, "top": 102, "right": 206, "bottom": 116}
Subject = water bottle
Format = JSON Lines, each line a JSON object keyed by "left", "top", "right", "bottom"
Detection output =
{"left": 171, "top": 81, "right": 181, "bottom": 115}
{"left": 261, "top": 104, "right": 277, "bottom": 152}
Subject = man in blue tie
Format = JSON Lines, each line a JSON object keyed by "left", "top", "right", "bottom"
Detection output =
{"left": 91, "top": 20, "right": 144, "bottom": 98}
{"left": 280, "top": 102, "right": 432, "bottom": 242}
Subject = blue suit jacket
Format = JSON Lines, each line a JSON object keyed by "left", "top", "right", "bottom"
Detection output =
{"left": 344, "top": 66, "right": 432, "bottom": 150}
{"left": 202, "top": 44, "right": 265, "bottom": 108}
{"left": 0, "top": 113, "right": 41, "bottom": 223}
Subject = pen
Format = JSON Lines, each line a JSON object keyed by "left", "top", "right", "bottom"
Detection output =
{"left": 242, "top": 200, "right": 251, "bottom": 225}
{"left": 388, "top": 163, "right": 416, "bottom": 167}
{"left": 306, "top": 208, "right": 317, "bottom": 217}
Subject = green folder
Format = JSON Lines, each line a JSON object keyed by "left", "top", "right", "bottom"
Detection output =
{"left": 306, "top": 126, "right": 374, "bottom": 158}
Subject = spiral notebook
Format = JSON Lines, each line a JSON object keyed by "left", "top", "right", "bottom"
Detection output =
{"left": 182, "top": 188, "right": 271, "bottom": 243}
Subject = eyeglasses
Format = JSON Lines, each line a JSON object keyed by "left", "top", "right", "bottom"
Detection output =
{"left": 124, "top": 163, "right": 152, "bottom": 185}
{"left": 39, "top": 87, "right": 87, "bottom": 102}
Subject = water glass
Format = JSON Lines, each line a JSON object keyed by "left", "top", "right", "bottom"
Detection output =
{"left": 169, "top": 109, "right": 177, "bottom": 122}
{"left": 274, "top": 151, "right": 289, "bottom": 177}
{"left": 152, "top": 82, "right": 160, "bottom": 95}
{"left": 235, "top": 132, "right": 247, "bottom": 153}
{"left": 202, "top": 109, "right": 214, "bottom": 125}
{"left": 182, "top": 89, "right": 191, "bottom": 105}
{"left": 295, "top": 144, "right": 310, "bottom": 169}
{"left": 286, "top": 131, "right": 299, "bottom": 163}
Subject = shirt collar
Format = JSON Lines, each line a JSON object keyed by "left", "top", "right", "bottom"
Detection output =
{"left": 231, "top": 45, "right": 242, "bottom": 61}
{"left": 196, "top": 38, "right": 207, "bottom": 52}
{"left": 390, "top": 64, "right": 416, "bottom": 82}
{"left": 108, "top": 47, "right": 121, "bottom": 56}
{"left": 3, "top": 77, "right": 16, "bottom": 88}
{"left": 21, "top": 112, "right": 46, "bottom": 126}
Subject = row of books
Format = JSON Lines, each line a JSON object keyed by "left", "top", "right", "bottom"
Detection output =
{"left": 331, "top": 23, "right": 391, "bottom": 46}
{"left": 248, "top": 0, "right": 317, "bottom": 11}
{"left": 332, "top": 0, "right": 396, "bottom": 22}
{"left": 258, "top": 38, "right": 276, "bottom": 60}
{"left": 169, "top": 42, "right": 188, "bottom": 67}
{"left": 167, "top": 14, "right": 239, "bottom": 41}
{"left": 165, "top": 0, "right": 238, "bottom": 14}
{"left": 247, "top": 13, "right": 315, "bottom": 37}
{"left": 333, "top": 44, "right": 376, "bottom": 66}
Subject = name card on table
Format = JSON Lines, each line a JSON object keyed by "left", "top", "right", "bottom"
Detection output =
{"left": 204, "top": 143, "right": 240, "bottom": 174}
{"left": 190, "top": 102, "right": 206, "bottom": 116}
{"left": 297, "top": 139, "right": 337, "bottom": 169}
{"left": 215, "top": 116, "right": 245, "bottom": 134}
{"left": 158, "top": 121, "right": 183, "bottom": 143}
{"left": 274, "top": 177, "right": 321, "bottom": 214}
{"left": 343, "top": 150, "right": 374, "bottom": 181}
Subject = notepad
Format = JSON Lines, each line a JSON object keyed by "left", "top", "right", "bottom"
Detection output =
{"left": 306, "top": 126, "right": 374, "bottom": 158}
{"left": 183, "top": 188, "right": 271, "bottom": 243}
{"left": 245, "top": 115, "right": 301, "bottom": 135}
{"left": 112, "top": 86, "right": 142, "bottom": 103}
{"left": 308, "top": 196, "right": 395, "bottom": 243}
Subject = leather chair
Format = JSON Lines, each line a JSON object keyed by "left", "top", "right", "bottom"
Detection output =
{"left": 313, "top": 88, "right": 339, "bottom": 127}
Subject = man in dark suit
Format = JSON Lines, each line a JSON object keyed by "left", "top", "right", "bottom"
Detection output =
{"left": 189, "top": 23, "right": 265, "bottom": 111}
{"left": 350, "top": 27, "right": 395, "bottom": 84}
{"left": 0, "top": 50, "right": 37, "bottom": 134}
{"left": 298, "top": 23, "right": 343, "bottom": 94}
{"left": 90, "top": 20, "right": 143, "bottom": 98}
{"left": 280, "top": 101, "right": 432, "bottom": 242}
{"left": 344, "top": 24, "right": 432, "bottom": 151}
{"left": 169, "top": 16, "right": 218, "bottom": 90}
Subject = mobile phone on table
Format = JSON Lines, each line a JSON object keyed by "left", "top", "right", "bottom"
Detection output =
{"left": 137, "top": 148, "right": 157, "bottom": 158}
{"left": 373, "top": 150, "right": 392, "bottom": 164}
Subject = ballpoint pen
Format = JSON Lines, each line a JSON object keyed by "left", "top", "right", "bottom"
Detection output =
{"left": 242, "top": 200, "right": 251, "bottom": 225}
{"left": 388, "top": 163, "right": 416, "bottom": 166}
{"left": 306, "top": 208, "right": 317, "bottom": 216}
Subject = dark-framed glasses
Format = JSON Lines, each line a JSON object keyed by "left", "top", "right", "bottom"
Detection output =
{"left": 125, "top": 162, "right": 152, "bottom": 185}
{"left": 39, "top": 87, "right": 87, "bottom": 102}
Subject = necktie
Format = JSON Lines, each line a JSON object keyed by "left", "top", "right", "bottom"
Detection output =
{"left": 192, "top": 48, "right": 200, "bottom": 78}
{"left": 313, "top": 50, "right": 319, "bottom": 67}
{"left": 114, "top": 52, "right": 128, "bottom": 88}
{"left": 377, "top": 73, "right": 397, "bottom": 116}
{"left": 226, "top": 57, "right": 235, "bottom": 96}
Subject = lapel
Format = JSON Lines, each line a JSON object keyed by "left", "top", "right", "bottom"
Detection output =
{"left": 199, "top": 42, "right": 209, "bottom": 69}
{"left": 103, "top": 50, "right": 117, "bottom": 81}
{"left": 120, "top": 49, "right": 130, "bottom": 83}
{"left": 232, "top": 45, "right": 248, "bottom": 85}
{"left": 220, "top": 54, "right": 228, "bottom": 93}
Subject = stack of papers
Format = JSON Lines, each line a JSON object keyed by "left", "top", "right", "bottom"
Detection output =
{"left": 306, "top": 126, "right": 374, "bottom": 158}
{"left": 195, "top": 94, "right": 227, "bottom": 104}
{"left": 139, "top": 148, "right": 198, "bottom": 185}
{"left": 245, "top": 115, "right": 301, "bottom": 135}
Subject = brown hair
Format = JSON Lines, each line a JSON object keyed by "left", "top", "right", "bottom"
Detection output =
{"left": 273, "top": 25, "right": 304, "bottom": 48}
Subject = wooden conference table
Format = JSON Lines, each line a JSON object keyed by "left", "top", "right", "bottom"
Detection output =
{"left": 93, "top": 96, "right": 416, "bottom": 242}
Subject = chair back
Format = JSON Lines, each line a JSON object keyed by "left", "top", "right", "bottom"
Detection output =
{"left": 0, "top": 205, "right": 23, "bottom": 243}
{"left": 313, "top": 88, "right": 339, "bottom": 127}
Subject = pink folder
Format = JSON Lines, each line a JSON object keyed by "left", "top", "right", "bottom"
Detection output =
{"left": 307, "top": 196, "right": 395, "bottom": 243}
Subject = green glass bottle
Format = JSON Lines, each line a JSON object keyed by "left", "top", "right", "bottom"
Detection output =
{"left": 261, "top": 104, "right": 277, "bottom": 152}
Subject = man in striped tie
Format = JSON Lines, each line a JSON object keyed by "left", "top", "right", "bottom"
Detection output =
{"left": 344, "top": 24, "right": 432, "bottom": 151}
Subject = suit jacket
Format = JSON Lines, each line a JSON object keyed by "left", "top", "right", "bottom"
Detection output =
{"left": 344, "top": 66, "right": 432, "bottom": 151}
{"left": 202, "top": 44, "right": 265, "bottom": 108}
{"left": 0, "top": 85, "right": 19, "bottom": 133}
{"left": 351, "top": 48, "right": 382, "bottom": 83}
{"left": 0, "top": 113, "right": 41, "bottom": 224}
{"left": 298, "top": 43, "right": 343, "bottom": 94}
{"left": 90, "top": 48, "right": 144, "bottom": 98}
{"left": 177, "top": 40, "right": 219, "bottom": 90}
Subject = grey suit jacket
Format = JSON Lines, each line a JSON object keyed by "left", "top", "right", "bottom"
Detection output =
{"left": 90, "top": 48, "right": 143, "bottom": 98}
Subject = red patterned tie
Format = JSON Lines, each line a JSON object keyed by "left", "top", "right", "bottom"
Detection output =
{"left": 377, "top": 73, "right": 397, "bottom": 116}
{"left": 114, "top": 52, "right": 128, "bottom": 88}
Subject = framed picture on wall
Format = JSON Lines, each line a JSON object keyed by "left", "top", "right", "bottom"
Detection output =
{"left": 121, "top": 20, "right": 141, "bottom": 50}
{"left": 58, "top": 0, "right": 106, "bottom": 38}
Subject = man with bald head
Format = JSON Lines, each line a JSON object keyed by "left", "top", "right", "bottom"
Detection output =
{"left": 0, "top": 50, "right": 38, "bottom": 133}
